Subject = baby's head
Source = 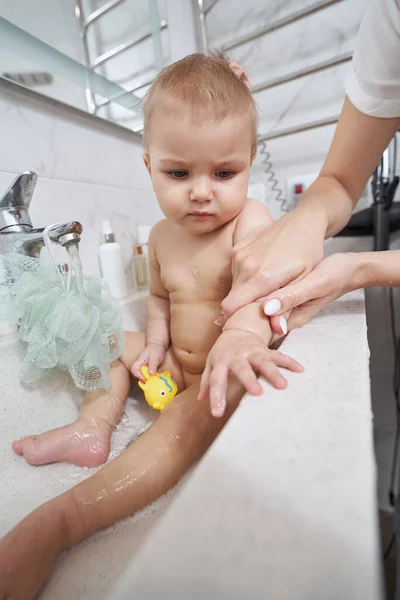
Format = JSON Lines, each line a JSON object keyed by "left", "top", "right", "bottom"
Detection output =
{"left": 142, "top": 52, "right": 258, "bottom": 234}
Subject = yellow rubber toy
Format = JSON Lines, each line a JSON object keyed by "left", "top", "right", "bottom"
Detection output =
{"left": 138, "top": 365, "right": 178, "bottom": 411}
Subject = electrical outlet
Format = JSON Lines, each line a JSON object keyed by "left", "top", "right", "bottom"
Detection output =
{"left": 285, "top": 173, "right": 372, "bottom": 212}
{"left": 285, "top": 173, "right": 319, "bottom": 207}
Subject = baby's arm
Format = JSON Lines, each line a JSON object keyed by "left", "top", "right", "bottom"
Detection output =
{"left": 200, "top": 200, "right": 303, "bottom": 416}
{"left": 132, "top": 222, "right": 170, "bottom": 376}
{"left": 225, "top": 198, "right": 277, "bottom": 341}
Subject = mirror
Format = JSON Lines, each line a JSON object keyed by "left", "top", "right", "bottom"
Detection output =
{"left": 0, "top": 0, "right": 170, "bottom": 132}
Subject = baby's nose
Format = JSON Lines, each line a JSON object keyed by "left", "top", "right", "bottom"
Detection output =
{"left": 190, "top": 177, "right": 213, "bottom": 202}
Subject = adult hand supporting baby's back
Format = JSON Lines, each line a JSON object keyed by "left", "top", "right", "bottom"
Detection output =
{"left": 221, "top": 203, "right": 327, "bottom": 331}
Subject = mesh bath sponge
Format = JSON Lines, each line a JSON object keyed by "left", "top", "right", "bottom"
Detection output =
{"left": 0, "top": 229, "right": 124, "bottom": 391}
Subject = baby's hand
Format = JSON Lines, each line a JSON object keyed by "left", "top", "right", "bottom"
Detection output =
{"left": 198, "top": 329, "right": 303, "bottom": 418}
{"left": 131, "top": 342, "right": 167, "bottom": 379}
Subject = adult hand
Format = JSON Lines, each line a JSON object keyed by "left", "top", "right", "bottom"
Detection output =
{"left": 263, "top": 253, "right": 358, "bottom": 332}
{"left": 222, "top": 205, "right": 327, "bottom": 320}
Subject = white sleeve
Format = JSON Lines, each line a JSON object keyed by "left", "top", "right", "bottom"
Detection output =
{"left": 344, "top": 0, "right": 400, "bottom": 118}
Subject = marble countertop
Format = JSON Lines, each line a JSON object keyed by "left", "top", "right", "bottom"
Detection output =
{"left": 110, "top": 289, "right": 382, "bottom": 600}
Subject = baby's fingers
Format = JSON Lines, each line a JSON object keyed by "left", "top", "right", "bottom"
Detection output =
{"left": 229, "top": 358, "right": 262, "bottom": 396}
{"left": 257, "top": 360, "right": 288, "bottom": 389}
{"left": 131, "top": 351, "right": 152, "bottom": 379}
{"left": 270, "top": 351, "right": 304, "bottom": 373}
{"left": 148, "top": 353, "right": 161, "bottom": 375}
{"left": 209, "top": 363, "right": 229, "bottom": 418}
{"left": 131, "top": 359, "right": 145, "bottom": 379}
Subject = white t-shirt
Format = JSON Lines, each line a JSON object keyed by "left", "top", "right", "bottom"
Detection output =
{"left": 344, "top": 0, "right": 400, "bottom": 117}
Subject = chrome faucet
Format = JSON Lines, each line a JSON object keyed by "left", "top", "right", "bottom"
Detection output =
{"left": 0, "top": 170, "right": 83, "bottom": 257}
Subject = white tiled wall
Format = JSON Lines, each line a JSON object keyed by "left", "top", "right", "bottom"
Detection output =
{"left": 0, "top": 81, "right": 162, "bottom": 287}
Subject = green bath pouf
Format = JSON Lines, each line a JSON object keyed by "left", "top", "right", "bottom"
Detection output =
{"left": 0, "top": 249, "right": 124, "bottom": 392}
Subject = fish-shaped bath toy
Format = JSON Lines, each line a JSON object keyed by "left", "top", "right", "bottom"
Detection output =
{"left": 139, "top": 365, "right": 178, "bottom": 411}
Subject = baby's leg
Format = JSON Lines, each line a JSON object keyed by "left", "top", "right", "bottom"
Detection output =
{"left": 12, "top": 332, "right": 148, "bottom": 467}
{"left": 0, "top": 377, "right": 244, "bottom": 600}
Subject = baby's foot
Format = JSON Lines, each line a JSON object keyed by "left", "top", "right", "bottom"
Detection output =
{"left": 12, "top": 417, "right": 113, "bottom": 467}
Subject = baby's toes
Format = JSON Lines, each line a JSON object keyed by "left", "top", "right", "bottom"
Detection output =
{"left": 12, "top": 436, "right": 38, "bottom": 459}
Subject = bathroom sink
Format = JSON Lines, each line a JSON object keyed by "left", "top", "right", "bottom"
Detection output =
{"left": 0, "top": 290, "right": 381, "bottom": 599}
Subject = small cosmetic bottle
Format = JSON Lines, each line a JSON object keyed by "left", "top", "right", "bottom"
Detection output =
{"left": 132, "top": 225, "right": 151, "bottom": 291}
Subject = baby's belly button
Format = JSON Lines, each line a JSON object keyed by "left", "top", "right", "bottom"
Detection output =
{"left": 176, "top": 347, "right": 199, "bottom": 359}
{"left": 174, "top": 347, "right": 206, "bottom": 371}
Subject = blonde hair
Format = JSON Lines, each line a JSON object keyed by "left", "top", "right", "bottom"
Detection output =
{"left": 142, "top": 52, "right": 258, "bottom": 157}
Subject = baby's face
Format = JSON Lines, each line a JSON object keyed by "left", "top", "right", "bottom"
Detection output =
{"left": 144, "top": 109, "right": 253, "bottom": 234}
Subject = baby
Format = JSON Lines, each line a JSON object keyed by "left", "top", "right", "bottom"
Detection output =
{"left": 12, "top": 53, "right": 301, "bottom": 469}
{"left": 0, "top": 53, "right": 302, "bottom": 599}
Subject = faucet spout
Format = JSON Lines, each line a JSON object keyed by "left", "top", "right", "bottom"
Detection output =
{"left": 0, "top": 221, "right": 83, "bottom": 257}
{"left": 0, "top": 172, "right": 83, "bottom": 257}
{"left": 0, "top": 170, "right": 38, "bottom": 233}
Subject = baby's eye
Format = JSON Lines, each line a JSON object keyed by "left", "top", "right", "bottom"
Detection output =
{"left": 160, "top": 390, "right": 166, "bottom": 396}
{"left": 216, "top": 171, "right": 235, "bottom": 179}
{"left": 168, "top": 170, "right": 188, "bottom": 179}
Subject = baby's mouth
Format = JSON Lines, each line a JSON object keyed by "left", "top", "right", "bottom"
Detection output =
{"left": 188, "top": 212, "right": 213, "bottom": 217}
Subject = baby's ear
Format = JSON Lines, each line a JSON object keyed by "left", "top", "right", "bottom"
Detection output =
{"left": 143, "top": 153, "right": 151, "bottom": 174}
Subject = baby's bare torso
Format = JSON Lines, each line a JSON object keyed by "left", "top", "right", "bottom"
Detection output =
{"left": 156, "top": 219, "right": 236, "bottom": 378}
